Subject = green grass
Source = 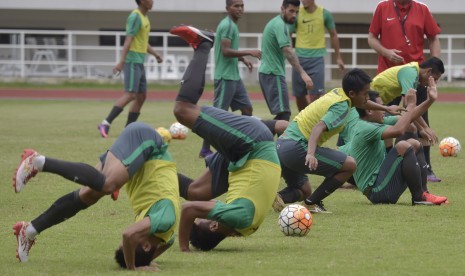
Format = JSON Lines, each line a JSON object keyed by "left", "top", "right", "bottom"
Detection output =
{"left": 1, "top": 99, "right": 464, "bottom": 275}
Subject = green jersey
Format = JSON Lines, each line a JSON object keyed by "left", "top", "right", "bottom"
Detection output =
{"left": 125, "top": 9, "right": 150, "bottom": 64}
{"left": 214, "top": 16, "right": 241, "bottom": 80}
{"left": 259, "top": 15, "right": 292, "bottom": 76}
{"left": 339, "top": 116, "right": 398, "bottom": 192}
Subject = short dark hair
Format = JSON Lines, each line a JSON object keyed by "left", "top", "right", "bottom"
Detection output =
{"left": 135, "top": 0, "right": 141, "bottom": 5}
{"left": 420, "top": 57, "right": 445, "bottom": 75}
{"left": 356, "top": 90, "right": 380, "bottom": 118}
{"left": 114, "top": 245, "right": 156, "bottom": 269}
{"left": 226, "top": 0, "right": 235, "bottom": 7}
{"left": 342, "top": 68, "right": 372, "bottom": 96}
{"left": 189, "top": 223, "right": 227, "bottom": 251}
{"left": 282, "top": 0, "right": 300, "bottom": 8}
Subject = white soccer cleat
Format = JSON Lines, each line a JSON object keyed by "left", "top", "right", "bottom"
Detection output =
{"left": 13, "top": 221, "right": 36, "bottom": 262}
{"left": 13, "top": 149, "right": 39, "bottom": 193}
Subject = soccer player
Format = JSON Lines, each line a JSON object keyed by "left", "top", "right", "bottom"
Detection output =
{"left": 290, "top": 0, "right": 345, "bottom": 111}
{"left": 338, "top": 84, "right": 447, "bottom": 205}
{"left": 169, "top": 25, "right": 281, "bottom": 251}
{"left": 259, "top": 0, "right": 313, "bottom": 121}
{"left": 276, "top": 68, "right": 403, "bottom": 213}
{"left": 198, "top": 0, "right": 262, "bottom": 158}
{"left": 98, "top": 0, "right": 163, "bottom": 138}
{"left": 371, "top": 57, "right": 444, "bottom": 147}
{"left": 12, "top": 122, "right": 179, "bottom": 271}
{"left": 368, "top": 0, "right": 442, "bottom": 182}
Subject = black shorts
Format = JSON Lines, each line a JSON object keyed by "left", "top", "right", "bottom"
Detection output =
{"left": 99, "top": 122, "right": 164, "bottom": 177}
{"left": 193, "top": 106, "right": 274, "bottom": 163}
{"left": 366, "top": 147, "right": 407, "bottom": 204}
{"left": 276, "top": 138, "right": 347, "bottom": 178}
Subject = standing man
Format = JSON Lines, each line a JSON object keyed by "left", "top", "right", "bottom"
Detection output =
{"left": 259, "top": 0, "right": 313, "bottom": 121}
{"left": 98, "top": 0, "right": 163, "bottom": 138}
{"left": 368, "top": 0, "right": 441, "bottom": 182}
{"left": 13, "top": 122, "right": 179, "bottom": 270}
{"left": 291, "top": 0, "right": 345, "bottom": 111}
{"left": 199, "top": 0, "right": 262, "bottom": 158}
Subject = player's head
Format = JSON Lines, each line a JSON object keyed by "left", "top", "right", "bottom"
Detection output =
{"left": 226, "top": 0, "right": 244, "bottom": 20}
{"left": 114, "top": 244, "right": 156, "bottom": 269}
{"left": 356, "top": 90, "right": 384, "bottom": 123}
{"left": 419, "top": 57, "right": 444, "bottom": 86}
{"left": 300, "top": 0, "right": 315, "bottom": 9}
{"left": 342, "top": 68, "right": 372, "bottom": 108}
{"left": 189, "top": 219, "right": 228, "bottom": 251}
{"left": 281, "top": 0, "right": 300, "bottom": 24}
{"left": 136, "top": 0, "right": 153, "bottom": 10}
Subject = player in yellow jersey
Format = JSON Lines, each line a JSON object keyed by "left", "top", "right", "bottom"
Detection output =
{"left": 98, "top": 0, "right": 163, "bottom": 138}
{"left": 13, "top": 122, "right": 179, "bottom": 271}
{"left": 169, "top": 25, "right": 281, "bottom": 251}
{"left": 277, "top": 69, "right": 404, "bottom": 213}
{"left": 290, "top": 0, "right": 345, "bottom": 111}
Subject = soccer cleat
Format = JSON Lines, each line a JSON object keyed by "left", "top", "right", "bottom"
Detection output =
{"left": 13, "top": 149, "right": 39, "bottom": 193}
{"left": 198, "top": 148, "right": 213, "bottom": 159}
{"left": 98, "top": 123, "right": 110, "bottom": 138}
{"left": 111, "top": 189, "right": 120, "bottom": 201}
{"left": 303, "top": 201, "right": 332, "bottom": 214}
{"left": 169, "top": 25, "right": 214, "bottom": 49}
{"left": 413, "top": 191, "right": 448, "bottom": 205}
{"left": 427, "top": 171, "right": 442, "bottom": 183}
{"left": 13, "top": 221, "right": 36, "bottom": 262}
{"left": 272, "top": 193, "right": 285, "bottom": 212}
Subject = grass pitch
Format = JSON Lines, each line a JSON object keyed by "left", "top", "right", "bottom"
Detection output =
{"left": 0, "top": 99, "right": 464, "bottom": 275}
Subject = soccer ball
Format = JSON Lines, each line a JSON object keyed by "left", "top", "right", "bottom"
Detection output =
{"left": 278, "top": 204, "right": 313, "bottom": 237}
{"left": 169, "top": 122, "right": 189, "bottom": 140}
{"left": 439, "top": 137, "right": 461, "bottom": 157}
{"left": 156, "top": 127, "right": 172, "bottom": 143}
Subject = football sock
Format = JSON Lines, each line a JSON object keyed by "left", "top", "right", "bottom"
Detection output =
{"left": 304, "top": 177, "right": 343, "bottom": 204}
{"left": 176, "top": 42, "right": 213, "bottom": 104}
{"left": 401, "top": 147, "right": 423, "bottom": 201}
{"left": 105, "top": 106, "right": 124, "bottom": 124}
{"left": 274, "top": 112, "right": 291, "bottom": 121}
{"left": 415, "top": 146, "right": 428, "bottom": 191}
{"left": 201, "top": 140, "right": 211, "bottom": 152}
{"left": 126, "top": 112, "right": 140, "bottom": 126}
{"left": 424, "top": 145, "right": 432, "bottom": 171}
{"left": 178, "top": 173, "right": 194, "bottom": 199}
{"left": 43, "top": 157, "right": 106, "bottom": 192}
{"left": 32, "top": 155, "right": 45, "bottom": 171}
{"left": 278, "top": 187, "right": 302, "bottom": 203}
{"left": 261, "top": 120, "right": 277, "bottom": 135}
{"left": 31, "top": 190, "right": 88, "bottom": 233}
{"left": 25, "top": 224, "right": 38, "bottom": 240}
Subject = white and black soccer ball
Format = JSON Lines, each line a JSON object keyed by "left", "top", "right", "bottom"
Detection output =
{"left": 169, "top": 122, "right": 189, "bottom": 140}
{"left": 278, "top": 204, "right": 313, "bottom": 237}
